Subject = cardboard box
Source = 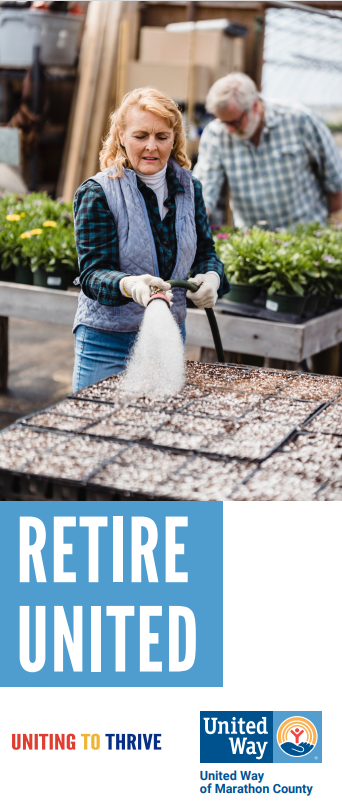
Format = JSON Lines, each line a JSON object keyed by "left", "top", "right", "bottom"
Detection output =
{"left": 126, "top": 61, "right": 211, "bottom": 104}
{"left": 139, "top": 27, "right": 244, "bottom": 80}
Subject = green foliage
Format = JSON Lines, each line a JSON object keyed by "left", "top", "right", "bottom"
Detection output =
{"left": 20, "top": 226, "right": 77, "bottom": 273}
{"left": 213, "top": 223, "right": 342, "bottom": 298}
{"left": 0, "top": 192, "right": 77, "bottom": 274}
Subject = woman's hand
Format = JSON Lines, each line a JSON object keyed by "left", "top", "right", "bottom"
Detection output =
{"left": 186, "top": 272, "right": 220, "bottom": 308}
{"left": 121, "top": 275, "right": 172, "bottom": 307}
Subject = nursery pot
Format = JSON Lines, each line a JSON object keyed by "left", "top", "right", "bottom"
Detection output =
{"left": 265, "top": 291, "right": 307, "bottom": 316}
{"left": 33, "top": 267, "right": 70, "bottom": 291}
{"left": 0, "top": 264, "right": 15, "bottom": 282}
{"left": 305, "top": 293, "right": 319, "bottom": 315}
{"left": 223, "top": 283, "right": 259, "bottom": 305}
{"left": 317, "top": 294, "right": 331, "bottom": 313}
{"left": 15, "top": 263, "right": 33, "bottom": 285}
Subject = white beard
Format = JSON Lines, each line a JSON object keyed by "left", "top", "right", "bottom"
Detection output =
{"left": 231, "top": 109, "right": 261, "bottom": 141}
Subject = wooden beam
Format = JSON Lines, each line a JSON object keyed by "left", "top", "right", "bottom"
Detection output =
{"left": 186, "top": 308, "right": 304, "bottom": 361}
{"left": 62, "top": 2, "right": 109, "bottom": 201}
{"left": 0, "top": 283, "right": 78, "bottom": 327}
{"left": 82, "top": 0, "right": 123, "bottom": 180}
{"left": 2, "top": 283, "right": 342, "bottom": 364}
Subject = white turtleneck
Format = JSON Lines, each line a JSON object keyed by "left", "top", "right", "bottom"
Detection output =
{"left": 135, "top": 164, "right": 168, "bottom": 220}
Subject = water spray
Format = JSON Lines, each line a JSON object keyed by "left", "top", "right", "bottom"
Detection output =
{"left": 119, "top": 278, "right": 225, "bottom": 399}
{"left": 146, "top": 279, "right": 225, "bottom": 363}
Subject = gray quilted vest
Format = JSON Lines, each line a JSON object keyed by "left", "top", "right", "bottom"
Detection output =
{"left": 72, "top": 158, "right": 197, "bottom": 333}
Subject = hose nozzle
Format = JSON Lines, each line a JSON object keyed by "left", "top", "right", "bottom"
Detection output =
{"left": 147, "top": 289, "right": 171, "bottom": 308}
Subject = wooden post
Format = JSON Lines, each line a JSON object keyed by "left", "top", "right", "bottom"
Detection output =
{"left": 116, "top": 17, "right": 130, "bottom": 107}
{"left": 0, "top": 316, "right": 8, "bottom": 391}
{"left": 62, "top": 2, "right": 109, "bottom": 201}
{"left": 62, "top": 0, "right": 126, "bottom": 200}
{"left": 82, "top": 0, "right": 123, "bottom": 179}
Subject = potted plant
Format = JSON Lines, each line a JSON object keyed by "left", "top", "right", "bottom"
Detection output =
{"left": 215, "top": 228, "right": 267, "bottom": 304}
{"left": 213, "top": 221, "right": 342, "bottom": 317}
{"left": 0, "top": 211, "right": 28, "bottom": 282}
{"left": 20, "top": 223, "right": 78, "bottom": 290}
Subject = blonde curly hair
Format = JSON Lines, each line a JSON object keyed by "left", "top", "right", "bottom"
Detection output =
{"left": 100, "top": 86, "right": 191, "bottom": 177}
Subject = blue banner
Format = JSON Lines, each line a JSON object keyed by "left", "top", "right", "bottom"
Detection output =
{"left": 0, "top": 501, "right": 223, "bottom": 687}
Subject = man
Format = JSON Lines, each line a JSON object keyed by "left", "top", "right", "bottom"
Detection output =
{"left": 193, "top": 72, "right": 342, "bottom": 229}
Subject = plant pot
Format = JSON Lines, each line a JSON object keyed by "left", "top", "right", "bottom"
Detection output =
{"left": 265, "top": 292, "right": 307, "bottom": 316}
{"left": 33, "top": 267, "right": 70, "bottom": 291}
{"left": 317, "top": 294, "right": 331, "bottom": 313}
{"left": 0, "top": 264, "right": 15, "bottom": 282}
{"left": 305, "top": 293, "right": 319, "bottom": 315}
{"left": 223, "top": 283, "right": 259, "bottom": 305}
{"left": 15, "top": 263, "right": 33, "bottom": 285}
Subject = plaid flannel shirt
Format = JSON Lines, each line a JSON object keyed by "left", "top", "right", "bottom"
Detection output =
{"left": 73, "top": 165, "right": 228, "bottom": 307}
{"left": 193, "top": 99, "right": 342, "bottom": 230}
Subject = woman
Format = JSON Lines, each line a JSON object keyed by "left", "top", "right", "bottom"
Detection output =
{"left": 72, "top": 87, "right": 229, "bottom": 392}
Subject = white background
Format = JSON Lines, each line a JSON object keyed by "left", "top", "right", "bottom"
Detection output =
{"left": 1, "top": 503, "right": 340, "bottom": 802}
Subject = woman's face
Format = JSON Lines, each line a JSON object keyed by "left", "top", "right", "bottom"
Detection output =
{"left": 119, "top": 107, "right": 175, "bottom": 174}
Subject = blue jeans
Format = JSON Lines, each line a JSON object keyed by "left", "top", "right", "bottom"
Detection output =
{"left": 73, "top": 322, "right": 186, "bottom": 393}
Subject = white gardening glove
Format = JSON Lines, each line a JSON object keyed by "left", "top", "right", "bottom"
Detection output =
{"left": 120, "top": 274, "right": 172, "bottom": 307}
{"left": 186, "top": 272, "right": 220, "bottom": 308}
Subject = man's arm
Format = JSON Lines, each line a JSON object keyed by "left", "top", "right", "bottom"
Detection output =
{"left": 300, "top": 112, "right": 342, "bottom": 219}
{"left": 192, "top": 120, "right": 226, "bottom": 215}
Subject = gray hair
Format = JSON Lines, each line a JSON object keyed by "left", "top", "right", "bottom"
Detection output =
{"left": 206, "top": 72, "right": 258, "bottom": 116}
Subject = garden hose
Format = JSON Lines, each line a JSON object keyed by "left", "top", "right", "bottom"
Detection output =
{"left": 168, "top": 279, "right": 225, "bottom": 364}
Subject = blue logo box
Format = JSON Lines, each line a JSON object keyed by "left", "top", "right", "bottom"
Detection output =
{"left": 200, "top": 711, "right": 322, "bottom": 763}
{"left": 0, "top": 501, "right": 223, "bottom": 687}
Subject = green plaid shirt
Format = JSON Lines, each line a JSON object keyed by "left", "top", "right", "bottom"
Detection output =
{"left": 73, "top": 165, "right": 228, "bottom": 306}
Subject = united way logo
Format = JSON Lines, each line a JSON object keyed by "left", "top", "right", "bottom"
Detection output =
{"left": 277, "top": 716, "right": 317, "bottom": 757}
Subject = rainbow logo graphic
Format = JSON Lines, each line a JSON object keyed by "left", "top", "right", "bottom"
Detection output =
{"left": 277, "top": 716, "right": 318, "bottom": 757}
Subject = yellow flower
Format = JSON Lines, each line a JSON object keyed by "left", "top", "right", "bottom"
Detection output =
{"left": 20, "top": 212, "right": 26, "bottom": 218}
{"left": 43, "top": 220, "right": 57, "bottom": 228}
{"left": 29, "top": 228, "right": 43, "bottom": 235}
{"left": 6, "top": 214, "right": 21, "bottom": 221}
{"left": 20, "top": 232, "right": 31, "bottom": 239}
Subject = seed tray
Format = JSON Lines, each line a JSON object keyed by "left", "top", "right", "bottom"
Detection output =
{"left": 90, "top": 453, "right": 187, "bottom": 496}
{"left": 185, "top": 362, "right": 248, "bottom": 385}
{"left": 240, "top": 405, "right": 316, "bottom": 428}
{"left": 2, "top": 361, "right": 342, "bottom": 500}
{"left": 149, "top": 429, "right": 210, "bottom": 451}
{"left": 51, "top": 399, "right": 116, "bottom": 419}
{"left": 161, "top": 412, "right": 231, "bottom": 437}
{"left": 110, "top": 444, "right": 187, "bottom": 471}
{"left": 231, "top": 466, "right": 321, "bottom": 501}
{"left": 247, "top": 397, "right": 319, "bottom": 417}
{"left": 317, "top": 480, "right": 342, "bottom": 500}
{"left": 0, "top": 444, "right": 40, "bottom": 471}
{"left": 159, "top": 458, "right": 256, "bottom": 501}
{"left": 185, "top": 391, "right": 262, "bottom": 419}
{"left": 132, "top": 385, "right": 207, "bottom": 410}
{"left": 26, "top": 412, "right": 91, "bottom": 432}
{"left": 304, "top": 403, "right": 342, "bottom": 434}
{"left": 86, "top": 420, "right": 156, "bottom": 441}
{"left": 224, "top": 373, "right": 293, "bottom": 394}
{"left": 0, "top": 427, "right": 68, "bottom": 450}
{"left": 279, "top": 375, "right": 342, "bottom": 400}
{"left": 25, "top": 437, "right": 125, "bottom": 481}
{"left": 231, "top": 431, "right": 342, "bottom": 501}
